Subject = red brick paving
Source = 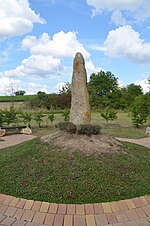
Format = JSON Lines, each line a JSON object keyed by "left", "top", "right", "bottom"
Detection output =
{"left": 0, "top": 194, "right": 150, "bottom": 225}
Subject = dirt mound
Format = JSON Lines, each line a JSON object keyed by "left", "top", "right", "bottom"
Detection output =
{"left": 41, "top": 131, "right": 124, "bottom": 155}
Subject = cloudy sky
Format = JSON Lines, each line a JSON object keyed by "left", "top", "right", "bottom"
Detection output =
{"left": 0, "top": 0, "right": 150, "bottom": 95}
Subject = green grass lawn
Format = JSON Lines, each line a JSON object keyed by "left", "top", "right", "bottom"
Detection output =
{"left": 28, "top": 111, "right": 149, "bottom": 139}
{"left": 0, "top": 138, "right": 150, "bottom": 204}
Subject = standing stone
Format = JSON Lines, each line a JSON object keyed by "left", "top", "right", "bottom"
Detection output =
{"left": 70, "top": 52, "right": 91, "bottom": 125}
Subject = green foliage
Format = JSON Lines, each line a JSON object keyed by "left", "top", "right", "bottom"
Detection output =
{"left": 20, "top": 112, "right": 32, "bottom": 127}
{"left": 101, "top": 108, "right": 117, "bottom": 123}
{"left": 121, "top": 84, "right": 143, "bottom": 109}
{"left": 48, "top": 113, "right": 55, "bottom": 124}
{"left": 59, "top": 82, "right": 71, "bottom": 94}
{"left": 3, "top": 107, "right": 19, "bottom": 125}
{"left": 14, "top": 90, "right": 26, "bottom": 96}
{"left": 77, "top": 124, "right": 101, "bottom": 135}
{"left": 0, "top": 110, "right": 5, "bottom": 127}
{"left": 89, "top": 70, "right": 119, "bottom": 108}
{"left": 58, "top": 122, "right": 76, "bottom": 134}
{"left": 58, "top": 122, "right": 101, "bottom": 135}
{"left": 34, "top": 112, "right": 44, "bottom": 127}
{"left": 29, "top": 93, "right": 71, "bottom": 110}
{"left": 131, "top": 96, "right": 149, "bottom": 128}
{"left": 62, "top": 108, "right": 70, "bottom": 121}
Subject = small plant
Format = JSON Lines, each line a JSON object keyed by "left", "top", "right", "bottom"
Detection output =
{"left": 34, "top": 112, "right": 44, "bottom": 128}
{"left": 101, "top": 108, "right": 117, "bottom": 123}
{"left": 58, "top": 122, "right": 76, "bottom": 134}
{"left": 0, "top": 110, "right": 5, "bottom": 127}
{"left": 77, "top": 124, "right": 101, "bottom": 135}
{"left": 3, "top": 107, "right": 19, "bottom": 125}
{"left": 20, "top": 112, "right": 32, "bottom": 128}
{"left": 48, "top": 113, "right": 55, "bottom": 125}
{"left": 62, "top": 108, "right": 70, "bottom": 121}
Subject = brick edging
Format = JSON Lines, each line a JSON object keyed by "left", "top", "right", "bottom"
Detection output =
{"left": 0, "top": 193, "right": 150, "bottom": 225}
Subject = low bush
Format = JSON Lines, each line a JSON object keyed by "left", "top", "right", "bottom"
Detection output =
{"left": 77, "top": 124, "right": 101, "bottom": 135}
{"left": 58, "top": 122, "right": 101, "bottom": 135}
{"left": 57, "top": 122, "right": 76, "bottom": 134}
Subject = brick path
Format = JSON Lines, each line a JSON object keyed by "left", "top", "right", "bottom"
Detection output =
{"left": 0, "top": 194, "right": 150, "bottom": 225}
{"left": 0, "top": 134, "right": 36, "bottom": 149}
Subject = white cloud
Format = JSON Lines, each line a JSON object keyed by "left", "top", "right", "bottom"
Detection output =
{"left": 0, "top": 77, "right": 20, "bottom": 95}
{"left": 85, "top": 60, "right": 104, "bottom": 76}
{"left": 26, "top": 82, "right": 48, "bottom": 94}
{"left": 103, "top": 25, "right": 150, "bottom": 64}
{"left": 86, "top": 0, "right": 150, "bottom": 25}
{"left": 22, "top": 31, "right": 90, "bottom": 59}
{"left": 111, "top": 10, "right": 126, "bottom": 26}
{"left": 0, "top": 77, "right": 49, "bottom": 95}
{"left": 0, "top": 0, "right": 44, "bottom": 40}
{"left": 135, "top": 78, "right": 150, "bottom": 93}
{"left": 1, "top": 31, "right": 92, "bottom": 79}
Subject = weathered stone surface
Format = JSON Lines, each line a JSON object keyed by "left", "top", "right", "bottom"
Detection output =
{"left": 0, "top": 129, "right": 6, "bottom": 137}
{"left": 70, "top": 52, "right": 91, "bottom": 125}
{"left": 20, "top": 127, "right": 32, "bottom": 135}
{"left": 146, "top": 127, "right": 150, "bottom": 136}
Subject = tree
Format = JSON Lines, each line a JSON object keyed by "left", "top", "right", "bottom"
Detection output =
{"left": 131, "top": 95, "right": 149, "bottom": 128}
{"left": 34, "top": 112, "right": 44, "bottom": 127}
{"left": 59, "top": 82, "right": 71, "bottom": 94}
{"left": 62, "top": 108, "right": 70, "bottom": 121}
{"left": 3, "top": 107, "right": 19, "bottom": 126}
{"left": 89, "top": 71, "right": 119, "bottom": 108}
{"left": 122, "top": 83, "right": 143, "bottom": 109}
{"left": 15, "top": 90, "right": 26, "bottom": 96}
{"left": 37, "top": 91, "right": 48, "bottom": 101}
{"left": 20, "top": 112, "right": 32, "bottom": 127}
{"left": 5, "top": 79, "right": 19, "bottom": 107}
{"left": 101, "top": 108, "right": 117, "bottom": 123}
{"left": 48, "top": 113, "right": 55, "bottom": 125}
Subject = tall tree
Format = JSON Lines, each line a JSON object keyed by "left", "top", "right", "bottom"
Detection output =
{"left": 88, "top": 71, "right": 119, "bottom": 108}
{"left": 122, "top": 83, "right": 143, "bottom": 108}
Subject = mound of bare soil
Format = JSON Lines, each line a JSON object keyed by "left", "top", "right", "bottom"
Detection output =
{"left": 41, "top": 131, "right": 124, "bottom": 155}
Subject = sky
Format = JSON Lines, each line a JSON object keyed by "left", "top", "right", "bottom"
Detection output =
{"left": 0, "top": 0, "right": 150, "bottom": 95}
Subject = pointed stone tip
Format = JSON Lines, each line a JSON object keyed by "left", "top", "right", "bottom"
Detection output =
{"left": 75, "top": 52, "right": 84, "bottom": 59}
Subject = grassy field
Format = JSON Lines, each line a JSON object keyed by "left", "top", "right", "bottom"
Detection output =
{"left": 0, "top": 109, "right": 148, "bottom": 138}
{"left": 31, "top": 112, "right": 149, "bottom": 139}
{"left": 0, "top": 95, "right": 36, "bottom": 102}
{"left": 0, "top": 138, "right": 149, "bottom": 204}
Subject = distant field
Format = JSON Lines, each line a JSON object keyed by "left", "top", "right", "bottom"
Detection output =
{"left": 0, "top": 102, "right": 26, "bottom": 109}
{"left": 0, "top": 95, "right": 36, "bottom": 102}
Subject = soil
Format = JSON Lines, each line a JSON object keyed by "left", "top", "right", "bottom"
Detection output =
{"left": 41, "top": 131, "right": 125, "bottom": 155}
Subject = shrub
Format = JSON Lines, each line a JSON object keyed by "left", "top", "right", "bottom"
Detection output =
{"left": 3, "top": 107, "right": 19, "bottom": 125}
{"left": 58, "top": 122, "right": 101, "bottom": 135}
{"left": 20, "top": 112, "right": 32, "bottom": 128}
{"left": 101, "top": 108, "right": 117, "bottom": 123}
{"left": 77, "top": 124, "right": 101, "bottom": 135}
{"left": 0, "top": 110, "right": 5, "bottom": 127}
{"left": 62, "top": 108, "right": 70, "bottom": 121}
{"left": 34, "top": 112, "right": 44, "bottom": 128}
{"left": 66, "top": 122, "right": 76, "bottom": 134}
{"left": 48, "top": 113, "right": 55, "bottom": 124}
{"left": 58, "top": 122, "right": 76, "bottom": 134}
